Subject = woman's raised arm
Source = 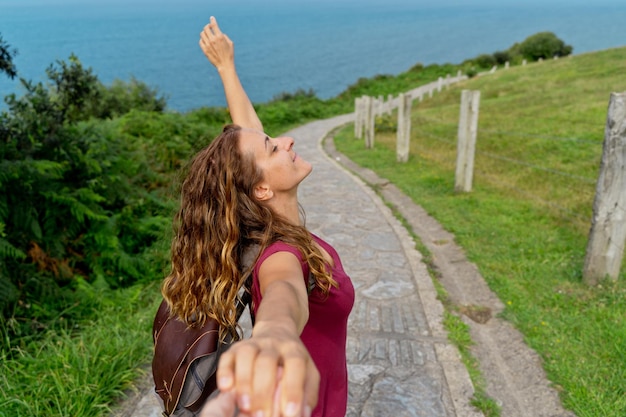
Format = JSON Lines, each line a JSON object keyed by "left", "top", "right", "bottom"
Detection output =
{"left": 199, "top": 16, "right": 263, "bottom": 131}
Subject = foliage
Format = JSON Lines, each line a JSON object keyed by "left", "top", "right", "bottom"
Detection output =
{"left": 492, "top": 50, "right": 511, "bottom": 65}
{"left": 337, "top": 63, "right": 459, "bottom": 103}
{"left": 0, "top": 33, "right": 18, "bottom": 80}
{"left": 462, "top": 31, "right": 572, "bottom": 71}
{"left": 92, "top": 77, "right": 167, "bottom": 119}
{"left": 517, "top": 31, "right": 573, "bottom": 60}
{"left": 0, "top": 54, "right": 180, "bottom": 349}
{"left": 256, "top": 88, "right": 346, "bottom": 135}
{"left": 474, "top": 53, "right": 497, "bottom": 69}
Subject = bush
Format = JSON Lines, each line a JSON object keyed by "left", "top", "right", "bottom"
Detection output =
{"left": 409, "top": 62, "right": 424, "bottom": 73}
{"left": 474, "top": 54, "right": 497, "bottom": 69}
{"left": 492, "top": 50, "right": 511, "bottom": 65}
{"left": 465, "top": 67, "right": 478, "bottom": 78}
{"left": 518, "top": 31, "right": 573, "bottom": 61}
{"left": 93, "top": 77, "right": 167, "bottom": 118}
{"left": 271, "top": 88, "right": 317, "bottom": 102}
{"left": 0, "top": 55, "right": 176, "bottom": 350}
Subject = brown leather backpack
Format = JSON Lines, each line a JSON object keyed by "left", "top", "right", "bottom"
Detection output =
{"left": 152, "top": 248, "right": 257, "bottom": 416}
{"left": 151, "top": 293, "right": 251, "bottom": 416}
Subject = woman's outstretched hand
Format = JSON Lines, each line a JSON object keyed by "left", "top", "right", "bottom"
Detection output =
{"left": 215, "top": 323, "right": 319, "bottom": 417}
{"left": 199, "top": 16, "right": 234, "bottom": 72}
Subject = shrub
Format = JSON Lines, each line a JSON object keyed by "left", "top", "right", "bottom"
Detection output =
{"left": 492, "top": 50, "right": 511, "bottom": 65}
{"left": 409, "top": 62, "right": 424, "bottom": 73}
{"left": 271, "top": 88, "right": 317, "bottom": 102}
{"left": 518, "top": 31, "right": 573, "bottom": 61}
{"left": 0, "top": 55, "right": 174, "bottom": 350}
{"left": 94, "top": 77, "right": 167, "bottom": 118}
{"left": 474, "top": 54, "right": 497, "bottom": 69}
{"left": 465, "top": 67, "right": 478, "bottom": 78}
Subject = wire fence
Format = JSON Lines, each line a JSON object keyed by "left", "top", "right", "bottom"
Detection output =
{"left": 409, "top": 113, "right": 600, "bottom": 232}
{"left": 355, "top": 77, "right": 626, "bottom": 283}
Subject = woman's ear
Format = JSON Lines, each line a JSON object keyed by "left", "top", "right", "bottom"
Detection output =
{"left": 254, "top": 183, "right": 273, "bottom": 201}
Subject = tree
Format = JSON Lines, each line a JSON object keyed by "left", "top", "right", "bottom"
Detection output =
{"left": 0, "top": 33, "right": 18, "bottom": 79}
{"left": 517, "top": 32, "right": 573, "bottom": 61}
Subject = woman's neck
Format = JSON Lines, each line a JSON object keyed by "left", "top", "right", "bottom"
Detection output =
{"left": 267, "top": 193, "right": 302, "bottom": 226}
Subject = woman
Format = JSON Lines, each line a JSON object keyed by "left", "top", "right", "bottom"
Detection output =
{"left": 162, "top": 17, "right": 354, "bottom": 417}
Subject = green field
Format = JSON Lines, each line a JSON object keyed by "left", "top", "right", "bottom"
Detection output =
{"left": 334, "top": 46, "right": 626, "bottom": 417}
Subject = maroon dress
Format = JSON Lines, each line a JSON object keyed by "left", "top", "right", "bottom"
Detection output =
{"left": 251, "top": 234, "right": 355, "bottom": 417}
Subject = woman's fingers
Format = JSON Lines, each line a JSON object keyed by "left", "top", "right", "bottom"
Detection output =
{"left": 232, "top": 343, "right": 259, "bottom": 411}
{"left": 250, "top": 349, "right": 280, "bottom": 415}
{"left": 199, "top": 16, "right": 234, "bottom": 69}
{"left": 280, "top": 354, "right": 319, "bottom": 417}
{"left": 210, "top": 16, "right": 223, "bottom": 36}
{"left": 218, "top": 341, "right": 280, "bottom": 414}
{"left": 216, "top": 336, "right": 319, "bottom": 417}
{"left": 279, "top": 355, "right": 306, "bottom": 417}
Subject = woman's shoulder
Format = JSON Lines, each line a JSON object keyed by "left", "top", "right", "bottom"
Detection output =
{"left": 257, "top": 240, "right": 304, "bottom": 264}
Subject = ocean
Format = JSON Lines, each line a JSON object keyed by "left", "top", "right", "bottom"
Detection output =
{"left": 1, "top": 0, "right": 625, "bottom": 112}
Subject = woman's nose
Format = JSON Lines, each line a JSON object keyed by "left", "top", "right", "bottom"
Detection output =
{"left": 278, "top": 136, "right": 294, "bottom": 150}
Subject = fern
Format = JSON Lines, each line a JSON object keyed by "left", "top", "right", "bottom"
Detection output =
{"left": 0, "top": 237, "right": 26, "bottom": 261}
{"left": 41, "top": 189, "right": 107, "bottom": 224}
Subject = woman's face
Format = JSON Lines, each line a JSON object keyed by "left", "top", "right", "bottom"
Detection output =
{"left": 238, "top": 129, "right": 312, "bottom": 197}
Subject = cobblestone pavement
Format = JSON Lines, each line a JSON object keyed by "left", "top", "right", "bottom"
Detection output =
{"left": 116, "top": 112, "right": 481, "bottom": 417}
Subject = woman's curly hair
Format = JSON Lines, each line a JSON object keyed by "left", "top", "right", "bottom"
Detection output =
{"left": 162, "top": 125, "right": 338, "bottom": 339}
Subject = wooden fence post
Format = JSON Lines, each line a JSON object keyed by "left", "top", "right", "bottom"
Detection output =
{"left": 364, "top": 96, "right": 375, "bottom": 149}
{"left": 354, "top": 97, "right": 362, "bottom": 138}
{"left": 583, "top": 92, "right": 626, "bottom": 285}
{"left": 455, "top": 90, "right": 481, "bottom": 192}
{"left": 396, "top": 93, "right": 412, "bottom": 163}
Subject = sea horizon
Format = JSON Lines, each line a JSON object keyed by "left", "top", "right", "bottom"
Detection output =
{"left": 1, "top": 1, "right": 625, "bottom": 112}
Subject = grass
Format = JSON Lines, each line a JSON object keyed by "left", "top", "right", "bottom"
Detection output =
{"left": 0, "top": 283, "right": 161, "bottom": 417}
{"left": 334, "top": 46, "right": 626, "bottom": 417}
{"left": 443, "top": 311, "right": 500, "bottom": 417}
{"left": 376, "top": 197, "right": 501, "bottom": 416}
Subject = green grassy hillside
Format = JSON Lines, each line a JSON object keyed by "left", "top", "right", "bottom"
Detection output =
{"left": 335, "top": 46, "right": 626, "bottom": 416}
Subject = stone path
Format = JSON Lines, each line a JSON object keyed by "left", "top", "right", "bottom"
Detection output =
{"left": 292, "top": 115, "right": 480, "bottom": 417}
